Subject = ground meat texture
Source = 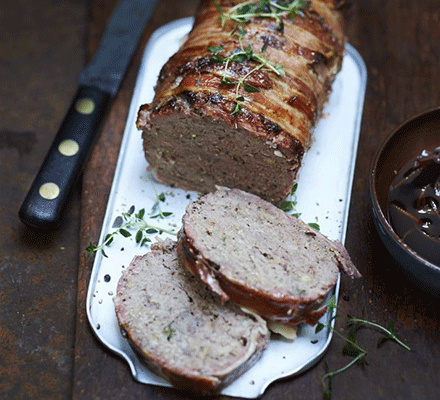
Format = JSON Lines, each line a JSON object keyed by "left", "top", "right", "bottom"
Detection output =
{"left": 142, "top": 109, "right": 301, "bottom": 201}
{"left": 136, "top": 0, "right": 346, "bottom": 203}
{"left": 178, "top": 187, "right": 360, "bottom": 326}
{"left": 113, "top": 239, "right": 270, "bottom": 395}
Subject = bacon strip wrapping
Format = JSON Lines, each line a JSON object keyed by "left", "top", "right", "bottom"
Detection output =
{"left": 137, "top": 0, "right": 346, "bottom": 203}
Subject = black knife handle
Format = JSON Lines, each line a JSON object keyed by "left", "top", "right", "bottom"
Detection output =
{"left": 19, "top": 85, "right": 111, "bottom": 231}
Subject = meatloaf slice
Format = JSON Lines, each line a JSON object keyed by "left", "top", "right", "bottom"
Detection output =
{"left": 137, "top": 0, "right": 346, "bottom": 203}
{"left": 178, "top": 187, "right": 360, "bottom": 326}
{"left": 113, "top": 239, "right": 270, "bottom": 395}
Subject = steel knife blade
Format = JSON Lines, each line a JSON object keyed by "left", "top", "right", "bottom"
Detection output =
{"left": 19, "top": 0, "right": 159, "bottom": 231}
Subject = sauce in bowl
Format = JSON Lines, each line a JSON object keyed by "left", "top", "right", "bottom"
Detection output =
{"left": 387, "top": 147, "right": 440, "bottom": 266}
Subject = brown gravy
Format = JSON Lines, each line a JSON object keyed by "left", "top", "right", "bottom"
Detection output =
{"left": 387, "top": 147, "right": 440, "bottom": 266}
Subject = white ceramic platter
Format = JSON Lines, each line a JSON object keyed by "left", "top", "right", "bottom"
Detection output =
{"left": 86, "top": 17, "right": 367, "bottom": 399}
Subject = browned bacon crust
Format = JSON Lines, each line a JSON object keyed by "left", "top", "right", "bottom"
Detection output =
{"left": 137, "top": 0, "right": 346, "bottom": 202}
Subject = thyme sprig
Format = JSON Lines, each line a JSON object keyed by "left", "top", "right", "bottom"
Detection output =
{"left": 208, "top": 42, "right": 284, "bottom": 114}
{"left": 86, "top": 195, "right": 176, "bottom": 258}
{"left": 315, "top": 297, "right": 410, "bottom": 399}
{"left": 279, "top": 182, "right": 299, "bottom": 215}
{"left": 215, "top": 0, "right": 311, "bottom": 32}
{"left": 150, "top": 191, "right": 173, "bottom": 219}
{"left": 212, "top": 0, "right": 309, "bottom": 113}
{"left": 278, "top": 183, "right": 321, "bottom": 230}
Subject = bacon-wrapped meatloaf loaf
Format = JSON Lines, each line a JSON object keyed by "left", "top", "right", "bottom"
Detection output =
{"left": 137, "top": 0, "right": 346, "bottom": 202}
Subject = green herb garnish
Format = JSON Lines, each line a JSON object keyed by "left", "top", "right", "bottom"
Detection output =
{"left": 308, "top": 221, "right": 320, "bottom": 231}
{"left": 209, "top": 44, "right": 284, "bottom": 113}
{"left": 150, "top": 192, "right": 173, "bottom": 219}
{"left": 86, "top": 195, "right": 176, "bottom": 258}
{"left": 210, "top": 1, "right": 310, "bottom": 112}
{"left": 163, "top": 324, "right": 175, "bottom": 341}
{"left": 278, "top": 183, "right": 321, "bottom": 229}
{"left": 215, "top": 0, "right": 311, "bottom": 32}
{"left": 210, "top": 1, "right": 290, "bottom": 114}
{"left": 315, "top": 296, "right": 410, "bottom": 399}
{"left": 279, "top": 183, "right": 298, "bottom": 213}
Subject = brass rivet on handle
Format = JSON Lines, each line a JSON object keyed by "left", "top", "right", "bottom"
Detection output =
{"left": 58, "top": 139, "right": 79, "bottom": 156}
{"left": 39, "top": 182, "right": 60, "bottom": 200}
{"left": 75, "top": 98, "right": 95, "bottom": 115}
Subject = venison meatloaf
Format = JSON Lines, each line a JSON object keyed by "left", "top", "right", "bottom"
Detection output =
{"left": 177, "top": 187, "right": 361, "bottom": 326}
{"left": 137, "top": 0, "right": 347, "bottom": 203}
{"left": 114, "top": 239, "right": 270, "bottom": 395}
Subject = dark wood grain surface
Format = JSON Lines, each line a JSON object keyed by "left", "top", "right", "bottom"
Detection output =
{"left": 2, "top": 1, "right": 440, "bottom": 399}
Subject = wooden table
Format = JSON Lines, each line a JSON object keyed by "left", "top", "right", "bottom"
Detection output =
{"left": 2, "top": 1, "right": 440, "bottom": 399}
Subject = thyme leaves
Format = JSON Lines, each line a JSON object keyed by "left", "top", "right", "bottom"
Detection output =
{"left": 208, "top": 43, "right": 284, "bottom": 113}
{"left": 211, "top": 0, "right": 303, "bottom": 114}
{"left": 346, "top": 317, "right": 410, "bottom": 351}
{"left": 308, "top": 221, "right": 320, "bottom": 230}
{"left": 86, "top": 193, "right": 176, "bottom": 258}
{"left": 279, "top": 182, "right": 299, "bottom": 214}
{"left": 279, "top": 183, "right": 322, "bottom": 229}
{"left": 215, "top": 0, "right": 311, "bottom": 32}
{"left": 150, "top": 191, "right": 173, "bottom": 219}
{"left": 315, "top": 297, "right": 410, "bottom": 399}
{"left": 210, "top": 1, "right": 310, "bottom": 112}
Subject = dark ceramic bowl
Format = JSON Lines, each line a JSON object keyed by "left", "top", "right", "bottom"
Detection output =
{"left": 370, "top": 107, "right": 440, "bottom": 296}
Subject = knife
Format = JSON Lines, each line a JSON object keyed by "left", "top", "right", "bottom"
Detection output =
{"left": 19, "top": 0, "right": 159, "bottom": 231}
